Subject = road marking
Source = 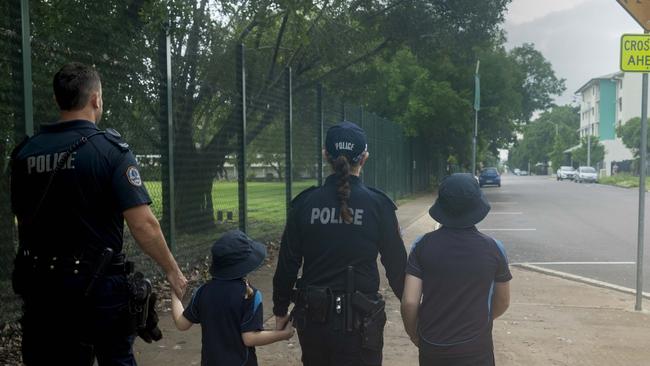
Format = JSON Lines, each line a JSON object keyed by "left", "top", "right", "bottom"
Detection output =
{"left": 490, "top": 202, "right": 518, "bottom": 204}
{"left": 516, "top": 261, "right": 635, "bottom": 266}
{"left": 479, "top": 228, "right": 537, "bottom": 231}
{"left": 513, "top": 263, "right": 650, "bottom": 300}
{"left": 489, "top": 212, "right": 523, "bottom": 215}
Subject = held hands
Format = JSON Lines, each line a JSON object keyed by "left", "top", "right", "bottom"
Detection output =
{"left": 167, "top": 269, "right": 188, "bottom": 300}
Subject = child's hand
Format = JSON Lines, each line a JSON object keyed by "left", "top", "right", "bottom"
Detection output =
{"left": 280, "top": 320, "right": 295, "bottom": 340}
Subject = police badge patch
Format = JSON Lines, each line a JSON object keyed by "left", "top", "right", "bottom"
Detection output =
{"left": 126, "top": 166, "right": 143, "bottom": 187}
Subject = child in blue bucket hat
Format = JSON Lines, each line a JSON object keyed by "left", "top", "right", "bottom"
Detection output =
{"left": 401, "top": 173, "right": 512, "bottom": 366}
{"left": 171, "top": 230, "right": 294, "bottom": 366}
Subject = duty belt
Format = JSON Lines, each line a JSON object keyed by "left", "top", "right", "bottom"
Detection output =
{"left": 17, "top": 251, "right": 133, "bottom": 276}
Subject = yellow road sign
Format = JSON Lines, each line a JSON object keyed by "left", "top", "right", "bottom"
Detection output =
{"left": 617, "top": 0, "right": 650, "bottom": 31}
{"left": 621, "top": 34, "right": 650, "bottom": 72}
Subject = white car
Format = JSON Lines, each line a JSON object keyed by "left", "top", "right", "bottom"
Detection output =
{"left": 575, "top": 166, "right": 598, "bottom": 183}
{"left": 556, "top": 166, "right": 575, "bottom": 181}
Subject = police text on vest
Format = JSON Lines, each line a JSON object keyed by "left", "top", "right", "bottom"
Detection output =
{"left": 27, "top": 152, "right": 76, "bottom": 174}
{"left": 310, "top": 207, "right": 364, "bottom": 225}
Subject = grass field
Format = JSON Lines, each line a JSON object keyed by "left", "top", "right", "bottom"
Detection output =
{"left": 598, "top": 173, "right": 650, "bottom": 190}
{"left": 144, "top": 180, "right": 316, "bottom": 227}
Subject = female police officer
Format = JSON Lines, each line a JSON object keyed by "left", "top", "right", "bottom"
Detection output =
{"left": 272, "top": 121, "right": 407, "bottom": 366}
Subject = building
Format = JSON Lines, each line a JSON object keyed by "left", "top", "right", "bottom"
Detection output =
{"left": 575, "top": 72, "right": 634, "bottom": 175}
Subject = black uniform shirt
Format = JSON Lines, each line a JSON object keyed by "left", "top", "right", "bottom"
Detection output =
{"left": 273, "top": 174, "right": 407, "bottom": 316}
{"left": 10, "top": 119, "right": 151, "bottom": 257}
{"left": 406, "top": 226, "right": 512, "bottom": 356}
{"left": 183, "top": 279, "right": 264, "bottom": 366}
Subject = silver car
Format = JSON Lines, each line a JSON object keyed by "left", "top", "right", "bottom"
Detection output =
{"left": 556, "top": 166, "right": 575, "bottom": 181}
{"left": 575, "top": 166, "right": 598, "bottom": 183}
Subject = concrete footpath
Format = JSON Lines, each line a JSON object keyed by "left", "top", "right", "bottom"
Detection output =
{"left": 135, "top": 194, "right": 650, "bottom": 365}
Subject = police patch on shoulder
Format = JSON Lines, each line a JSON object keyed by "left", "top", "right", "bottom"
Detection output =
{"left": 126, "top": 166, "right": 143, "bottom": 187}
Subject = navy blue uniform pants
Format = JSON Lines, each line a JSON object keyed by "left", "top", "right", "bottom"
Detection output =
{"left": 418, "top": 350, "right": 495, "bottom": 366}
{"left": 296, "top": 314, "right": 384, "bottom": 366}
{"left": 19, "top": 274, "right": 136, "bottom": 366}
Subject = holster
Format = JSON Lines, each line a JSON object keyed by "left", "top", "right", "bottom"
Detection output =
{"left": 352, "top": 292, "right": 386, "bottom": 351}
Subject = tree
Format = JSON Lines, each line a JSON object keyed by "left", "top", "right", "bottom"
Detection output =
{"left": 572, "top": 136, "right": 605, "bottom": 168}
{"left": 618, "top": 117, "right": 648, "bottom": 158}
{"left": 509, "top": 43, "right": 566, "bottom": 123}
{"left": 541, "top": 106, "right": 580, "bottom": 171}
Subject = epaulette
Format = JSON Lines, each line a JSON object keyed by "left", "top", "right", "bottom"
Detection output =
{"left": 102, "top": 128, "right": 130, "bottom": 152}
{"left": 290, "top": 185, "right": 318, "bottom": 207}
{"left": 366, "top": 186, "right": 397, "bottom": 210}
{"left": 10, "top": 135, "right": 31, "bottom": 160}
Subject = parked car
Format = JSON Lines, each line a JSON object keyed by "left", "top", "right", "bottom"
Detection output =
{"left": 519, "top": 170, "right": 529, "bottom": 176}
{"left": 575, "top": 166, "right": 598, "bottom": 183}
{"left": 513, "top": 168, "right": 521, "bottom": 176}
{"left": 479, "top": 167, "right": 501, "bottom": 187}
{"left": 556, "top": 166, "right": 576, "bottom": 181}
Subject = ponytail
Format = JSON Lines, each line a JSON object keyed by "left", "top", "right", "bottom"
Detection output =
{"left": 333, "top": 155, "right": 353, "bottom": 224}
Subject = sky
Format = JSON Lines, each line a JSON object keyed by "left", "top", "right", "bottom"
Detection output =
{"left": 503, "top": 0, "right": 642, "bottom": 106}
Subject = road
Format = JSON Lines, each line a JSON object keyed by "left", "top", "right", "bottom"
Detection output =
{"left": 480, "top": 174, "right": 650, "bottom": 293}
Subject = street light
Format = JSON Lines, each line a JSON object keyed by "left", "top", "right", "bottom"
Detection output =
{"left": 472, "top": 60, "right": 480, "bottom": 176}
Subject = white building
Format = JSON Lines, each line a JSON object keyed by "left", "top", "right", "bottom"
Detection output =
{"left": 575, "top": 72, "right": 636, "bottom": 175}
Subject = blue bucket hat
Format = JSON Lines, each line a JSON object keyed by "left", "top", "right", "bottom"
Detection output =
{"left": 209, "top": 230, "right": 267, "bottom": 280}
{"left": 325, "top": 121, "right": 368, "bottom": 163}
{"left": 429, "top": 173, "right": 491, "bottom": 228}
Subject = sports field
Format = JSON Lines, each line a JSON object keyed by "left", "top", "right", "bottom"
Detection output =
{"left": 144, "top": 180, "right": 316, "bottom": 227}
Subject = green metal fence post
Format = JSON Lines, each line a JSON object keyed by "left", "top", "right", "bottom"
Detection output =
{"left": 317, "top": 83, "right": 323, "bottom": 186}
{"left": 165, "top": 19, "right": 176, "bottom": 251}
{"left": 20, "top": 0, "right": 33, "bottom": 136}
{"left": 237, "top": 44, "right": 247, "bottom": 233}
{"left": 285, "top": 68, "right": 293, "bottom": 216}
{"left": 359, "top": 106, "right": 364, "bottom": 184}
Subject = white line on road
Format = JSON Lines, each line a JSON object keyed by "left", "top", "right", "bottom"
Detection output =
{"left": 489, "top": 212, "right": 523, "bottom": 215}
{"left": 516, "top": 261, "right": 635, "bottom": 266}
{"left": 479, "top": 228, "right": 537, "bottom": 231}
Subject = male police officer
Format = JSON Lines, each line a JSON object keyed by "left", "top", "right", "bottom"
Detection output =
{"left": 10, "top": 62, "right": 187, "bottom": 365}
{"left": 273, "top": 122, "right": 407, "bottom": 366}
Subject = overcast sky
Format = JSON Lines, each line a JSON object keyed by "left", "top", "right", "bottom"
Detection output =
{"left": 504, "top": 0, "right": 642, "bottom": 106}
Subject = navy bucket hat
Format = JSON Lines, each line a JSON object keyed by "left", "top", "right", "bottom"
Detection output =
{"left": 209, "top": 230, "right": 267, "bottom": 280}
{"left": 325, "top": 121, "right": 368, "bottom": 163}
{"left": 429, "top": 173, "right": 491, "bottom": 228}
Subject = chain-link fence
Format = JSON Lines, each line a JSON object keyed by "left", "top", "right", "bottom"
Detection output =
{"left": 0, "top": 1, "right": 437, "bottom": 324}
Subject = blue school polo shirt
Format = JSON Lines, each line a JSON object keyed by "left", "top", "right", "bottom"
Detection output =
{"left": 183, "top": 279, "right": 264, "bottom": 366}
{"left": 406, "top": 226, "right": 512, "bottom": 359}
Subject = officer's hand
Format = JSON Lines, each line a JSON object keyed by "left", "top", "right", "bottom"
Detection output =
{"left": 275, "top": 314, "right": 290, "bottom": 330}
{"left": 167, "top": 270, "right": 188, "bottom": 299}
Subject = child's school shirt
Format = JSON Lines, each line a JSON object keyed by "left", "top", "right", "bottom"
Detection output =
{"left": 406, "top": 226, "right": 512, "bottom": 364}
{"left": 183, "top": 278, "right": 264, "bottom": 366}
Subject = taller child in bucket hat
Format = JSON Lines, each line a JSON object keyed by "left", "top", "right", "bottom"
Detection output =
{"left": 171, "top": 230, "right": 294, "bottom": 366}
{"left": 400, "top": 173, "right": 512, "bottom": 366}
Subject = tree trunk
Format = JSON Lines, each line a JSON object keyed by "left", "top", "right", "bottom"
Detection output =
{"left": 173, "top": 149, "right": 222, "bottom": 234}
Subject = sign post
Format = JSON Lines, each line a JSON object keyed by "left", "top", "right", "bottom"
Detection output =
{"left": 617, "top": 0, "right": 650, "bottom": 310}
